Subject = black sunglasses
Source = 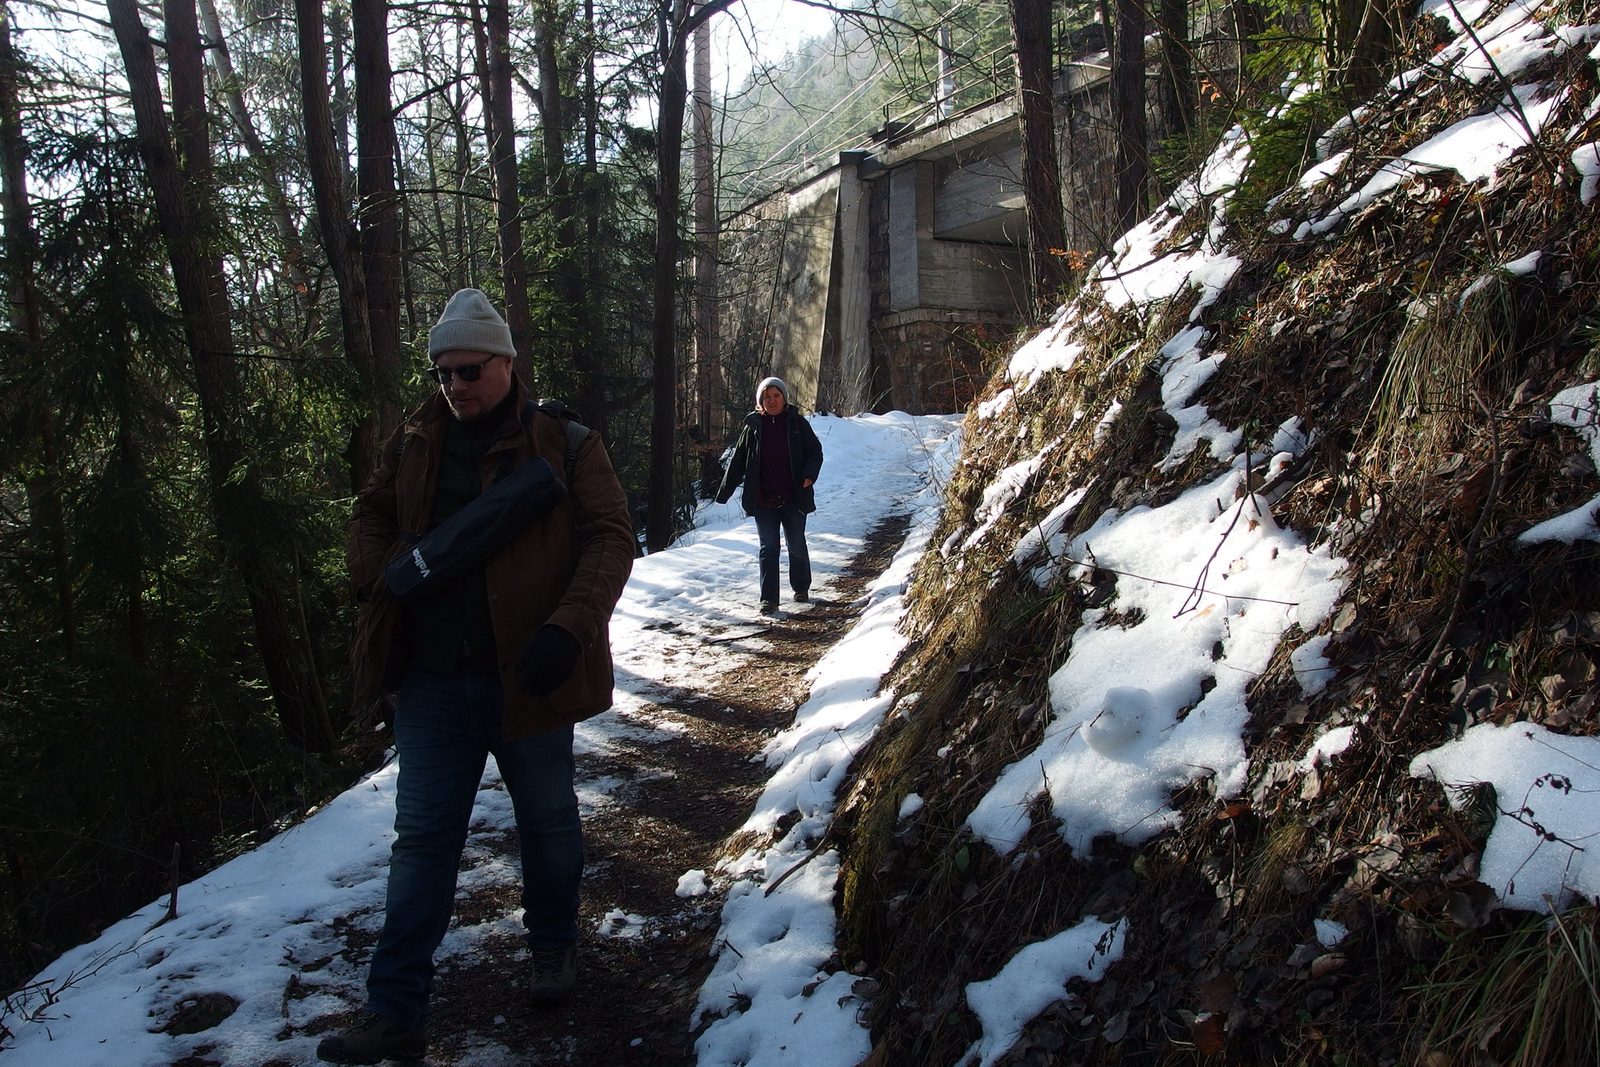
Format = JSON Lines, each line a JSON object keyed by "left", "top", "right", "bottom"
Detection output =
{"left": 427, "top": 355, "right": 502, "bottom": 384}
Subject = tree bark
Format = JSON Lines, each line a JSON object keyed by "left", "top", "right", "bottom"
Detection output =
{"left": 197, "top": 0, "right": 314, "bottom": 307}
{"left": 108, "top": 0, "right": 336, "bottom": 751}
{"left": 1158, "top": 0, "right": 1194, "bottom": 138}
{"left": 1232, "top": 0, "right": 1262, "bottom": 97}
{"left": 648, "top": 0, "right": 739, "bottom": 550}
{"left": 646, "top": 0, "right": 690, "bottom": 552}
{"left": 529, "top": 0, "right": 594, "bottom": 403}
{"left": 296, "top": 0, "right": 381, "bottom": 491}
{"left": 578, "top": 0, "right": 609, "bottom": 441}
{"left": 352, "top": 0, "right": 401, "bottom": 434}
{"left": 1112, "top": 0, "right": 1148, "bottom": 231}
{"left": 484, "top": 0, "right": 534, "bottom": 382}
{"left": 691, "top": 17, "right": 723, "bottom": 493}
{"left": 0, "top": 0, "right": 74, "bottom": 651}
{"left": 1008, "top": 0, "right": 1068, "bottom": 314}
{"left": 1340, "top": 0, "right": 1396, "bottom": 98}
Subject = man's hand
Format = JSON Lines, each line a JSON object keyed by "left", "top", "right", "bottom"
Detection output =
{"left": 517, "top": 625, "right": 582, "bottom": 697}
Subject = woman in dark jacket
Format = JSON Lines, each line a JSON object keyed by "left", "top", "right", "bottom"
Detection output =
{"left": 715, "top": 376, "right": 824, "bottom": 615}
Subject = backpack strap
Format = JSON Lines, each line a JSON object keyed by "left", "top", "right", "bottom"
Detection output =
{"left": 524, "top": 398, "right": 592, "bottom": 483}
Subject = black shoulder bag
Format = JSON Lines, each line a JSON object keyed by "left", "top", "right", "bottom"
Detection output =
{"left": 382, "top": 400, "right": 588, "bottom": 600}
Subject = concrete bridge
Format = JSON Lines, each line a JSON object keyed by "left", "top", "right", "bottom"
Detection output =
{"left": 718, "top": 42, "right": 1198, "bottom": 417}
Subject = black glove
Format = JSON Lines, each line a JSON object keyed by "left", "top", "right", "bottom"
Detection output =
{"left": 516, "top": 625, "right": 582, "bottom": 698}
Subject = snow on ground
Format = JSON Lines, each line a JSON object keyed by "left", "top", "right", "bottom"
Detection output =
{"left": 1520, "top": 380, "right": 1600, "bottom": 543}
{"left": 11, "top": 3, "right": 1600, "bottom": 1065}
{"left": 966, "top": 463, "right": 1347, "bottom": 856}
{"left": 0, "top": 411, "right": 957, "bottom": 1067}
{"left": 1411, "top": 723, "right": 1600, "bottom": 911}
{"left": 691, "top": 427, "right": 961, "bottom": 1067}
{"left": 960, "top": 918, "right": 1124, "bottom": 1067}
{"left": 953, "top": 0, "right": 1600, "bottom": 1056}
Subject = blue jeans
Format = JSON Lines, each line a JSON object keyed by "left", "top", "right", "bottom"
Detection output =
{"left": 751, "top": 502, "right": 811, "bottom": 605}
{"left": 365, "top": 667, "right": 582, "bottom": 1030}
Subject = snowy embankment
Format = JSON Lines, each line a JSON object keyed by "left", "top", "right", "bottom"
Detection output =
{"left": 689, "top": 4, "right": 1600, "bottom": 1062}
{"left": 873, "top": 1, "right": 1600, "bottom": 1063}
{"left": 0, "top": 412, "right": 958, "bottom": 1067}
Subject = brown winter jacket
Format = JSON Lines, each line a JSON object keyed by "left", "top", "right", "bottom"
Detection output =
{"left": 347, "top": 379, "right": 635, "bottom": 739}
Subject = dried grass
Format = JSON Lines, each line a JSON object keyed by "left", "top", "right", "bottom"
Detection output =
{"left": 1412, "top": 905, "right": 1600, "bottom": 1066}
{"left": 822, "top": 18, "right": 1600, "bottom": 1066}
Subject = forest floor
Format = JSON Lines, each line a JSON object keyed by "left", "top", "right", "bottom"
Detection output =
{"left": 298, "top": 518, "right": 909, "bottom": 1067}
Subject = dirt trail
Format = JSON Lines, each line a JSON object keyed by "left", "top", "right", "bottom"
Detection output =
{"left": 318, "top": 515, "right": 910, "bottom": 1066}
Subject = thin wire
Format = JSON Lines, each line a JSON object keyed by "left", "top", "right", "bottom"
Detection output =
{"left": 742, "top": 2, "right": 1016, "bottom": 189}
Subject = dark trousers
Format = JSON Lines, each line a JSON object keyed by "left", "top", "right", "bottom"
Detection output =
{"left": 752, "top": 502, "right": 811, "bottom": 604}
{"left": 365, "top": 667, "right": 581, "bottom": 1030}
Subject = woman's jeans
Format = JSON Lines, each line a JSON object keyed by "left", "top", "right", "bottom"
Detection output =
{"left": 365, "top": 667, "right": 581, "bottom": 1030}
{"left": 752, "top": 502, "right": 811, "bottom": 604}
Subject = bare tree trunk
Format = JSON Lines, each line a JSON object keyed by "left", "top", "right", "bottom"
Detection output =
{"left": 1112, "top": 0, "right": 1148, "bottom": 230}
{"left": 1340, "top": 0, "right": 1396, "bottom": 98}
{"left": 1009, "top": 0, "right": 1067, "bottom": 314}
{"left": 541, "top": 0, "right": 588, "bottom": 387}
{"left": 454, "top": 77, "right": 476, "bottom": 285}
{"left": 296, "top": 0, "right": 380, "bottom": 490}
{"left": 108, "top": 0, "right": 336, "bottom": 751}
{"left": 197, "top": 0, "right": 315, "bottom": 309}
{"left": 647, "top": 4, "right": 683, "bottom": 550}
{"left": 691, "top": 18, "right": 723, "bottom": 492}
{"left": 1232, "top": 0, "right": 1262, "bottom": 97}
{"left": 331, "top": 3, "right": 352, "bottom": 170}
{"left": 0, "top": 0, "right": 73, "bottom": 651}
{"left": 1158, "top": 0, "right": 1194, "bottom": 138}
{"left": 578, "top": 0, "right": 609, "bottom": 440}
{"left": 647, "top": 0, "right": 737, "bottom": 550}
{"left": 482, "top": 0, "right": 534, "bottom": 382}
{"left": 423, "top": 90, "right": 455, "bottom": 291}
{"left": 352, "top": 0, "right": 401, "bottom": 425}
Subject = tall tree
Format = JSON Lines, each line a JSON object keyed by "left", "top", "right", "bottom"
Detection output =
{"left": 297, "top": 0, "right": 382, "bottom": 491}
{"left": 647, "top": 0, "right": 735, "bottom": 552}
{"left": 691, "top": 16, "right": 722, "bottom": 489}
{"left": 1111, "top": 0, "right": 1148, "bottom": 229}
{"left": 479, "top": 0, "right": 535, "bottom": 380}
{"left": 0, "top": 0, "right": 72, "bottom": 650}
{"left": 1337, "top": 0, "right": 1397, "bottom": 97}
{"left": 107, "top": 0, "right": 336, "bottom": 750}
{"left": 576, "top": 0, "right": 611, "bottom": 441}
{"left": 352, "top": 0, "right": 402, "bottom": 457}
{"left": 536, "top": 0, "right": 585, "bottom": 355}
{"left": 1158, "top": 0, "right": 1195, "bottom": 137}
{"left": 1008, "top": 0, "right": 1067, "bottom": 312}
{"left": 197, "top": 0, "right": 315, "bottom": 309}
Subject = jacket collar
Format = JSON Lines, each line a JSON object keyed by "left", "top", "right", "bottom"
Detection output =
{"left": 406, "top": 375, "right": 532, "bottom": 449}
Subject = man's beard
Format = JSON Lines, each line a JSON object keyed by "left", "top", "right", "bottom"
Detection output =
{"left": 450, "top": 386, "right": 513, "bottom": 425}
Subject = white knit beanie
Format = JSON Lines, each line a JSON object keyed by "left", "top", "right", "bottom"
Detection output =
{"left": 755, "top": 376, "right": 788, "bottom": 408}
{"left": 427, "top": 288, "right": 516, "bottom": 359}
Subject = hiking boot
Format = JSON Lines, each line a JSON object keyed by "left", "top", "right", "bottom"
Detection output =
{"left": 316, "top": 1010, "right": 426, "bottom": 1064}
{"left": 529, "top": 944, "right": 578, "bottom": 1007}
{"left": 760, "top": 600, "right": 780, "bottom": 616}
{"left": 793, "top": 589, "right": 810, "bottom": 603}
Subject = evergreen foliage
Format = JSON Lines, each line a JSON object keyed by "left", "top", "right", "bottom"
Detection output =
{"left": 0, "top": 0, "right": 663, "bottom": 990}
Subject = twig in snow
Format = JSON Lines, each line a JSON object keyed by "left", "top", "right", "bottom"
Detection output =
{"left": 763, "top": 823, "right": 837, "bottom": 898}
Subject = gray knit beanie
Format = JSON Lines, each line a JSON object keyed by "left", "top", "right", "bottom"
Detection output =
{"left": 427, "top": 288, "right": 516, "bottom": 359}
{"left": 755, "top": 376, "right": 788, "bottom": 408}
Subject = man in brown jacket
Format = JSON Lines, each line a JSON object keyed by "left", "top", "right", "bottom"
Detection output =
{"left": 319, "top": 289, "right": 635, "bottom": 1066}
